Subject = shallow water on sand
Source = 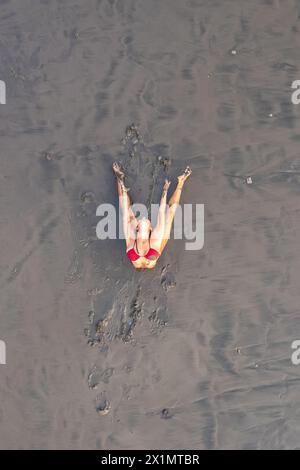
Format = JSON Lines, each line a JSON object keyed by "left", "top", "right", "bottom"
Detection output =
{"left": 0, "top": 0, "right": 300, "bottom": 449}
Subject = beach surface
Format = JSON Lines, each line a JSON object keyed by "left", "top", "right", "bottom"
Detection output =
{"left": 0, "top": 0, "right": 300, "bottom": 449}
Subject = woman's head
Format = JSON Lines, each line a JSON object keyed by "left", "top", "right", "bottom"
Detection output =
{"left": 136, "top": 217, "right": 152, "bottom": 240}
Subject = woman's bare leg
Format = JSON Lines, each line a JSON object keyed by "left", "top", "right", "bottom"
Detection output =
{"left": 113, "top": 162, "right": 137, "bottom": 247}
{"left": 113, "top": 162, "right": 130, "bottom": 207}
{"left": 150, "top": 179, "right": 170, "bottom": 251}
{"left": 159, "top": 166, "right": 192, "bottom": 253}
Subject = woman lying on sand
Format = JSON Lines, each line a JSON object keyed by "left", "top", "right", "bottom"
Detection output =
{"left": 113, "top": 162, "right": 192, "bottom": 269}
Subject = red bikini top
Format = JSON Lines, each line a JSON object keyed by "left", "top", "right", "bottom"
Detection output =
{"left": 127, "top": 243, "right": 160, "bottom": 262}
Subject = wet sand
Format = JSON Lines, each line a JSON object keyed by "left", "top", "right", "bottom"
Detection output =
{"left": 1, "top": 0, "right": 300, "bottom": 450}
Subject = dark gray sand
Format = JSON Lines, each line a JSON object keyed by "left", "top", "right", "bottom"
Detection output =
{"left": 1, "top": 0, "right": 300, "bottom": 450}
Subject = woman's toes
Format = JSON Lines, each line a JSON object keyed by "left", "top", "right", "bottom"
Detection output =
{"left": 113, "top": 162, "right": 125, "bottom": 178}
{"left": 184, "top": 166, "right": 192, "bottom": 177}
{"left": 163, "top": 179, "right": 171, "bottom": 191}
{"left": 179, "top": 166, "right": 192, "bottom": 181}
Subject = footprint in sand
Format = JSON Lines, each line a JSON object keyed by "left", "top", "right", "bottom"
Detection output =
{"left": 160, "top": 408, "right": 173, "bottom": 420}
{"left": 88, "top": 367, "right": 114, "bottom": 390}
{"left": 160, "top": 265, "right": 176, "bottom": 292}
{"left": 80, "top": 191, "right": 96, "bottom": 203}
{"left": 95, "top": 393, "right": 111, "bottom": 416}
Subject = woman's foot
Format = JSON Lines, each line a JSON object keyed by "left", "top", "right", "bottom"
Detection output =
{"left": 177, "top": 166, "right": 192, "bottom": 185}
{"left": 163, "top": 179, "right": 171, "bottom": 191}
{"left": 112, "top": 162, "right": 125, "bottom": 181}
{"left": 113, "top": 162, "right": 129, "bottom": 192}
